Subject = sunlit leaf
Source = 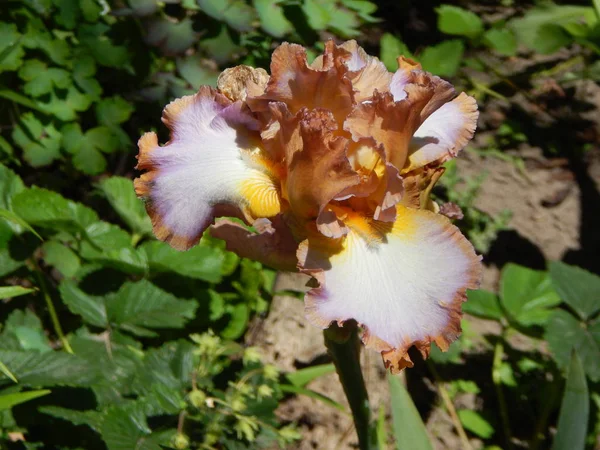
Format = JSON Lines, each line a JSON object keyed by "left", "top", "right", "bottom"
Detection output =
{"left": 0, "top": 389, "right": 50, "bottom": 411}
{"left": 388, "top": 374, "right": 433, "bottom": 450}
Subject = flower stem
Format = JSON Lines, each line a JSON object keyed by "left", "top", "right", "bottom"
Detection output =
{"left": 324, "top": 323, "right": 371, "bottom": 450}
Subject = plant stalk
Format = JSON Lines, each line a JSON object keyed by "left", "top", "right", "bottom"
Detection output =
{"left": 324, "top": 323, "right": 371, "bottom": 450}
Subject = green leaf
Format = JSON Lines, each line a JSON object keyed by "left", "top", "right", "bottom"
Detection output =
{"left": 457, "top": 409, "right": 494, "bottom": 439}
{"left": 545, "top": 310, "right": 600, "bottom": 381}
{"left": 0, "top": 22, "right": 25, "bottom": 73}
{"left": 4, "top": 309, "right": 52, "bottom": 353}
{"left": 483, "top": 28, "right": 517, "bottom": 56}
{"left": 380, "top": 33, "right": 412, "bottom": 71}
{"left": 388, "top": 374, "right": 433, "bottom": 450}
{"left": 141, "top": 240, "right": 225, "bottom": 283}
{"left": 0, "top": 286, "right": 36, "bottom": 300}
{"left": 42, "top": 240, "right": 80, "bottom": 277}
{"left": 97, "top": 177, "right": 152, "bottom": 235}
{"left": 176, "top": 55, "right": 219, "bottom": 89}
{"left": 59, "top": 281, "right": 108, "bottom": 328}
{"left": 552, "top": 352, "right": 589, "bottom": 450}
{"left": 0, "top": 361, "right": 17, "bottom": 382}
{"left": 510, "top": 5, "right": 596, "bottom": 54}
{"left": 0, "top": 350, "right": 98, "bottom": 387}
{"left": 96, "top": 96, "right": 134, "bottom": 126}
{"left": 375, "top": 404, "right": 388, "bottom": 450}
{"left": 549, "top": 261, "right": 600, "bottom": 320}
{"left": 73, "top": 144, "right": 107, "bottom": 175}
{"left": 286, "top": 364, "right": 336, "bottom": 388}
{"left": 0, "top": 389, "right": 50, "bottom": 411}
{"left": 500, "top": 263, "right": 561, "bottom": 326}
{"left": 40, "top": 405, "right": 103, "bottom": 430}
{"left": 11, "top": 113, "right": 62, "bottom": 167}
{"left": 220, "top": 303, "right": 249, "bottom": 339}
{"left": 436, "top": 5, "right": 484, "bottom": 39}
{"left": 254, "top": 0, "right": 293, "bottom": 37}
{"left": 0, "top": 208, "right": 43, "bottom": 240}
{"left": 196, "top": 0, "right": 258, "bottom": 32}
{"left": 302, "top": 0, "right": 331, "bottom": 31}
{"left": 13, "top": 187, "right": 99, "bottom": 232}
{"left": 419, "top": 40, "right": 464, "bottom": 77}
{"left": 107, "top": 280, "right": 198, "bottom": 333}
{"left": 280, "top": 384, "right": 346, "bottom": 412}
{"left": 79, "top": 222, "right": 147, "bottom": 274}
{"left": 463, "top": 289, "right": 503, "bottom": 320}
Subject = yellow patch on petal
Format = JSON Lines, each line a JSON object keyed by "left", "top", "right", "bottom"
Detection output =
{"left": 239, "top": 173, "right": 282, "bottom": 218}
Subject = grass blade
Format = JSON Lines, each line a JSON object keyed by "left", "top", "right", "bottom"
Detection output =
{"left": 552, "top": 351, "right": 589, "bottom": 450}
{"left": 388, "top": 374, "right": 433, "bottom": 450}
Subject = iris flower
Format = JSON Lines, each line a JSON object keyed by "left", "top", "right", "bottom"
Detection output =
{"left": 135, "top": 41, "right": 482, "bottom": 373}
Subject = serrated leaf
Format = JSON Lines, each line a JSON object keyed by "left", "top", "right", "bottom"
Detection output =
{"left": 42, "top": 240, "right": 80, "bottom": 277}
{"left": 552, "top": 352, "right": 589, "bottom": 450}
{"left": 483, "top": 28, "right": 517, "bottom": 56}
{"left": 0, "top": 389, "right": 50, "bottom": 411}
{"left": 96, "top": 97, "right": 133, "bottom": 126}
{"left": 0, "top": 286, "right": 36, "bottom": 299}
{"left": 510, "top": 5, "right": 596, "bottom": 54}
{"left": 457, "top": 409, "right": 494, "bottom": 438}
{"left": 144, "top": 17, "right": 199, "bottom": 55}
{"left": 40, "top": 405, "right": 103, "bottom": 430}
{"left": 388, "top": 374, "right": 433, "bottom": 450}
{"left": 549, "top": 261, "right": 600, "bottom": 320}
{"left": 97, "top": 177, "right": 152, "bottom": 235}
{"left": 176, "top": 55, "right": 219, "bottom": 89}
{"left": 60, "top": 281, "right": 108, "bottom": 328}
{"left": 500, "top": 263, "right": 561, "bottom": 326}
{"left": 106, "top": 280, "right": 197, "bottom": 334}
{"left": 419, "top": 40, "right": 464, "bottom": 77}
{"left": 0, "top": 350, "right": 98, "bottom": 387}
{"left": 463, "top": 289, "right": 503, "bottom": 320}
{"left": 0, "top": 22, "right": 25, "bottom": 73}
{"left": 302, "top": 0, "right": 331, "bottom": 31}
{"left": 380, "top": 33, "right": 413, "bottom": 71}
{"left": 132, "top": 340, "right": 195, "bottom": 393}
{"left": 198, "top": 0, "right": 257, "bottom": 32}
{"left": 0, "top": 209, "right": 43, "bottom": 240}
{"left": 545, "top": 310, "right": 600, "bottom": 381}
{"left": 73, "top": 145, "right": 107, "bottom": 175}
{"left": 436, "top": 5, "right": 484, "bottom": 39}
{"left": 4, "top": 309, "right": 52, "bottom": 353}
{"left": 254, "top": 0, "right": 293, "bottom": 37}
{"left": 12, "top": 187, "right": 99, "bottom": 232}
{"left": 141, "top": 240, "right": 224, "bottom": 283}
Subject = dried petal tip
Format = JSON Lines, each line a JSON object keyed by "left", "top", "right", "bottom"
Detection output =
{"left": 217, "top": 65, "right": 270, "bottom": 101}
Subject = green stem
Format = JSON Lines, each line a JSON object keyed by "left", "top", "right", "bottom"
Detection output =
{"left": 324, "top": 323, "right": 371, "bottom": 450}
{"left": 492, "top": 339, "right": 512, "bottom": 450}
{"left": 32, "top": 262, "right": 74, "bottom": 354}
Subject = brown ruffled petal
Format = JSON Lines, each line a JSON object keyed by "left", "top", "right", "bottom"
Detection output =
{"left": 248, "top": 42, "right": 354, "bottom": 124}
{"left": 286, "top": 109, "right": 360, "bottom": 224}
{"left": 209, "top": 215, "right": 298, "bottom": 271}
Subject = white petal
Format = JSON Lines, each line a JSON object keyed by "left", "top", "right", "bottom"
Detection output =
{"left": 405, "top": 93, "right": 478, "bottom": 171}
{"left": 135, "top": 87, "right": 281, "bottom": 250}
{"left": 299, "top": 205, "right": 481, "bottom": 372}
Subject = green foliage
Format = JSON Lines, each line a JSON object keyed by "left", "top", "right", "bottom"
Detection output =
{"left": 552, "top": 352, "right": 589, "bottom": 450}
{"left": 388, "top": 375, "right": 433, "bottom": 450}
